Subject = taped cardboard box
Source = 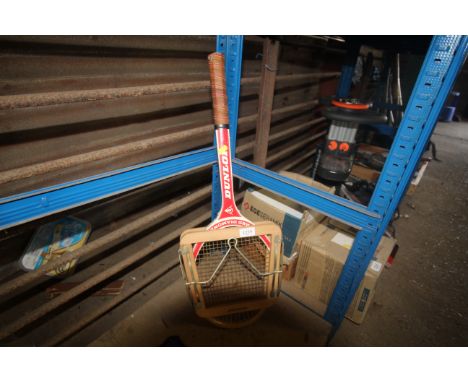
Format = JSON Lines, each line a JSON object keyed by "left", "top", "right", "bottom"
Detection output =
{"left": 282, "top": 252, "right": 298, "bottom": 281}
{"left": 287, "top": 220, "right": 396, "bottom": 324}
{"left": 277, "top": 211, "right": 319, "bottom": 282}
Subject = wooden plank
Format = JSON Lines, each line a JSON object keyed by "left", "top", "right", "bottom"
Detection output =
{"left": 358, "top": 143, "right": 388, "bottom": 154}
{"left": 253, "top": 38, "right": 281, "bottom": 168}
{"left": 407, "top": 159, "right": 430, "bottom": 195}
{"left": 46, "top": 280, "right": 125, "bottom": 298}
{"left": 351, "top": 164, "right": 381, "bottom": 182}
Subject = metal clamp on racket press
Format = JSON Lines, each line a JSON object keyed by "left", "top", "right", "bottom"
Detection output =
{"left": 183, "top": 238, "right": 282, "bottom": 288}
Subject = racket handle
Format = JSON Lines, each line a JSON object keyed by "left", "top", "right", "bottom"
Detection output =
{"left": 208, "top": 52, "right": 229, "bottom": 126}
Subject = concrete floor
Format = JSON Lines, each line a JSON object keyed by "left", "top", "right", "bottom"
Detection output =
{"left": 91, "top": 274, "right": 332, "bottom": 346}
{"left": 93, "top": 122, "right": 468, "bottom": 347}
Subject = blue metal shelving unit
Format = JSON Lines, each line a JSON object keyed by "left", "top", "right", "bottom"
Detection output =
{"left": 0, "top": 35, "right": 466, "bottom": 332}
{"left": 325, "top": 35, "right": 468, "bottom": 329}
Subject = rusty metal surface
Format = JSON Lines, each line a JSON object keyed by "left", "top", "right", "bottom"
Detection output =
{"left": 0, "top": 99, "right": 321, "bottom": 187}
{"left": 0, "top": 186, "right": 211, "bottom": 300}
{"left": 254, "top": 38, "right": 281, "bottom": 167}
{"left": 0, "top": 207, "right": 212, "bottom": 342}
{"left": 0, "top": 116, "right": 325, "bottom": 298}
{"left": 0, "top": 72, "right": 337, "bottom": 111}
{"left": 0, "top": 36, "right": 217, "bottom": 53}
{"left": 0, "top": 35, "right": 344, "bottom": 345}
{"left": 0, "top": 133, "right": 323, "bottom": 343}
{"left": 0, "top": 80, "right": 213, "bottom": 110}
{"left": 0, "top": 124, "right": 213, "bottom": 185}
{"left": 6, "top": 146, "right": 318, "bottom": 346}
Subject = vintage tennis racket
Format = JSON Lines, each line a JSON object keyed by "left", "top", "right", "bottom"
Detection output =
{"left": 191, "top": 52, "right": 270, "bottom": 257}
{"left": 179, "top": 52, "right": 282, "bottom": 328}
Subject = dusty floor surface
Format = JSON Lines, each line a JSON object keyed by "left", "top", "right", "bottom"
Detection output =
{"left": 91, "top": 273, "right": 332, "bottom": 346}
{"left": 332, "top": 122, "right": 468, "bottom": 346}
{"left": 93, "top": 122, "right": 468, "bottom": 347}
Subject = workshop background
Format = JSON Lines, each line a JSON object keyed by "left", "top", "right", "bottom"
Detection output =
{"left": 0, "top": 35, "right": 466, "bottom": 346}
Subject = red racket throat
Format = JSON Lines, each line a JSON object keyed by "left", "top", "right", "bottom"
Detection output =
{"left": 208, "top": 127, "right": 250, "bottom": 229}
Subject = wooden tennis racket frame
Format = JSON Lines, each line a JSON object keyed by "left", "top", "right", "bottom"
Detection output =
{"left": 179, "top": 223, "right": 282, "bottom": 319}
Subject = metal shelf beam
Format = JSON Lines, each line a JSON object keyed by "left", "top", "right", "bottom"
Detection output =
{"left": 0, "top": 147, "right": 217, "bottom": 230}
{"left": 232, "top": 158, "right": 381, "bottom": 230}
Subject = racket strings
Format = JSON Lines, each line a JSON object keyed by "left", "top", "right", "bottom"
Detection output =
{"left": 196, "top": 236, "right": 271, "bottom": 307}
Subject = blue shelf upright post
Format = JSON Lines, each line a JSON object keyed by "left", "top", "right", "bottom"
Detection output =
{"left": 211, "top": 35, "right": 244, "bottom": 220}
{"left": 336, "top": 40, "right": 361, "bottom": 98}
{"left": 325, "top": 35, "right": 468, "bottom": 331}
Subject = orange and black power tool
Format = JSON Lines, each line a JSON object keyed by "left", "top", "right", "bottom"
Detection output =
{"left": 314, "top": 98, "right": 387, "bottom": 185}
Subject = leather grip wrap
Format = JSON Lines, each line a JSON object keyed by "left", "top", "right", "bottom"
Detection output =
{"left": 208, "top": 52, "right": 229, "bottom": 126}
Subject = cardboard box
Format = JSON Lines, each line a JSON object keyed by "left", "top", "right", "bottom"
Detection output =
{"left": 241, "top": 171, "right": 336, "bottom": 281}
{"left": 290, "top": 220, "right": 396, "bottom": 324}
{"left": 282, "top": 252, "right": 298, "bottom": 281}
{"left": 351, "top": 164, "right": 381, "bottom": 182}
{"left": 324, "top": 217, "right": 358, "bottom": 236}
{"left": 241, "top": 189, "right": 303, "bottom": 258}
